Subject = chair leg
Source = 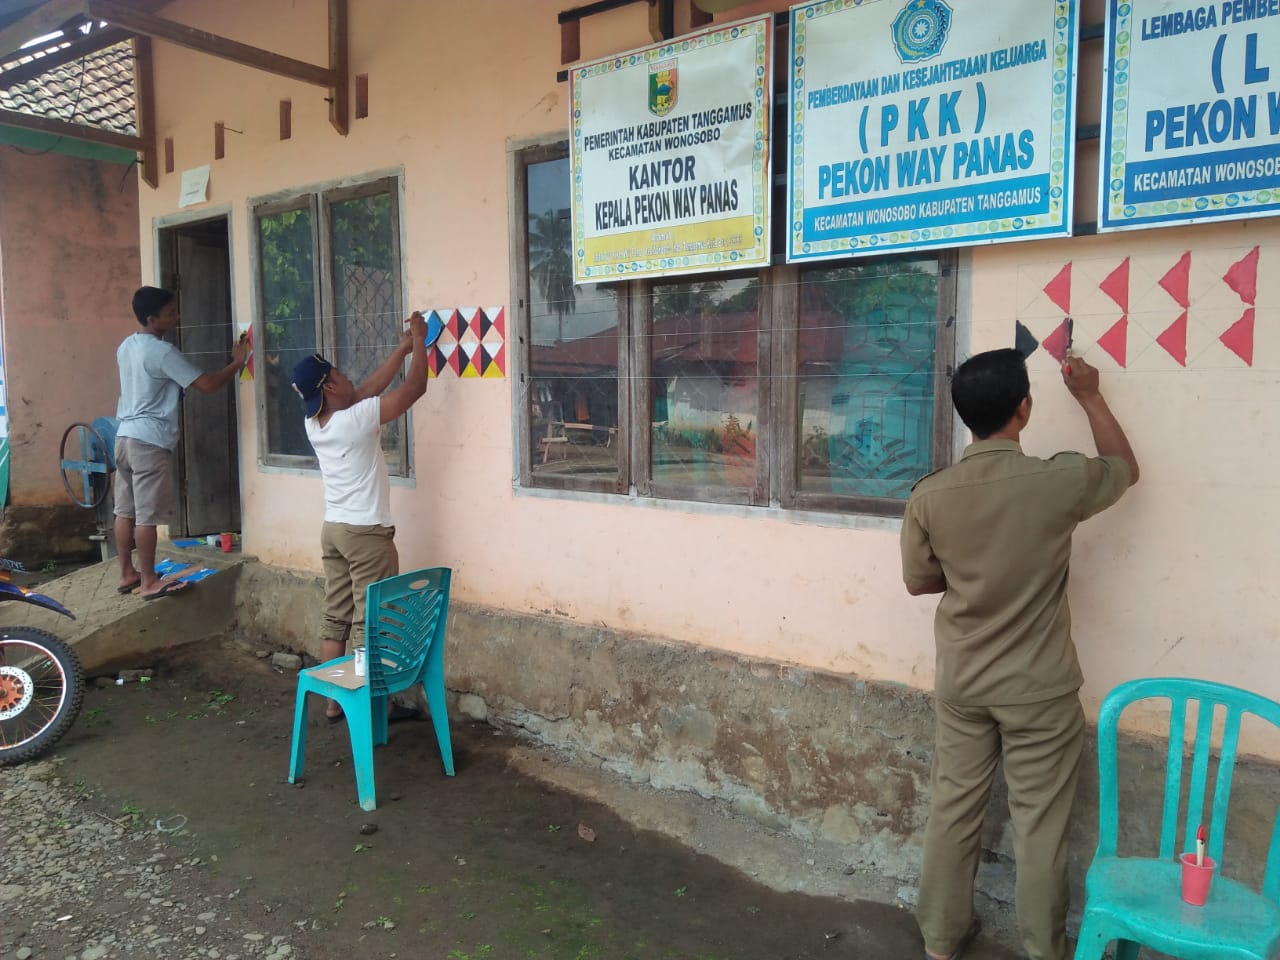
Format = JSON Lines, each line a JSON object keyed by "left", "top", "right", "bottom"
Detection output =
{"left": 423, "top": 674, "right": 454, "bottom": 776}
{"left": 287, "top": 688, "right": 310, "bottom": 783}
{"left": 1113, "top": 940, "right": 1140, "bottom": 960}
{"left": 372, "top": 694, "right": 389, "bottom": 747}
{"left": 1070, "top": 912, "right": 1111, "bottom": 960}
{"left": 346, "top": 700, "right": 378, "bottom": 812}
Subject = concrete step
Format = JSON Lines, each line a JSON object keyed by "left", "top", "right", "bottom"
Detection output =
{"left": 0, "top": 546, "right": 250, "bottom": 674}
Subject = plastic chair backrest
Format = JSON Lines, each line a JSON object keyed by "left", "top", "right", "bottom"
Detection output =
{"left": 1096, "top": 677, "right": 1280, "bottom": 899}
{"left": 363, "top": 567, "right": 450, "bottom": 699}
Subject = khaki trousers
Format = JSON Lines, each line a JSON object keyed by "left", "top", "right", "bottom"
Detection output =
{"left": 917, "top": 691, "right": 1084, "bottom": 960}
{"left": 319, "top": 522, "right": 398, "bottom": 649}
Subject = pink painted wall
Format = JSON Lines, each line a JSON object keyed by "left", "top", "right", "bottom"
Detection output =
{"left": 0, "top": 149, "right": 139, "bottom": 503}
{"left": 132, "top": 0, "right": 1280, "bottom": 755}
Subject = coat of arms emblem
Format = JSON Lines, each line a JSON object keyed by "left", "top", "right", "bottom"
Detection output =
{"left": 892, "top": 0, "right": 953, "bottom": 64}
{"left": 649, "top": 59, "right": 678, "bottom": 117}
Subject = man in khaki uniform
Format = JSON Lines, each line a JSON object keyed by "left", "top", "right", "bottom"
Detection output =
{"left": 900, "top": 348, "right": 1139, "bottom": 960}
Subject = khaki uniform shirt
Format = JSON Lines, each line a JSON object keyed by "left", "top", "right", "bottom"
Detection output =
{"left": 901, "top": 440, "right": 1131, "bottom": 706}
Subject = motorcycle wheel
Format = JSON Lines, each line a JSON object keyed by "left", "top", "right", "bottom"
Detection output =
{"left": 0, "top": 627, "right": 84, "bottom": 766}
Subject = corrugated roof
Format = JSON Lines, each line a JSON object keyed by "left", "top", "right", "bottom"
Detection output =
{"left": 0, "top": 39, "right": 135, "bottom": 137}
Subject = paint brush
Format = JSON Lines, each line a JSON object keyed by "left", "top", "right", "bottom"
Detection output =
{"left": 1196, "top": 824, "right": 1206, "bottom": 866}
{"left": 1064, "top": 315, "right": 1074, "bottom": 374}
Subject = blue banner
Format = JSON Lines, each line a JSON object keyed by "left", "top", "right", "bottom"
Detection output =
{"left": 1100, "top": 0, "right": 1280, "bottom": 230}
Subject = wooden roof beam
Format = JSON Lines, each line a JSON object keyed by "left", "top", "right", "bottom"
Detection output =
{"left": 0, "top": 25, "right": 129, "bottom": 89}
{"left": 0, "top": 0, "right": 89, "bottom": 65}
{"left": 84, "top": 0, "right": 337, "bottom": 88}
{"left": 131, "top": 32, "right": 156, "bottom": 187}
{"left": 0, "top": 100, "right": 142, "bottom": 150}
{"left": 328, "top": 0, "right": 346, "bottom": 135}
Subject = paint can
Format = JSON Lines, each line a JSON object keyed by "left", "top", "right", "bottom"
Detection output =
{"left": 353, "top": 646, "right": 367, "bottom": 677}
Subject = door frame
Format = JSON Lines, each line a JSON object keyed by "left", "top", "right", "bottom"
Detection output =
{"left": 153, "top": 207, "right": 242, "bottom": 536}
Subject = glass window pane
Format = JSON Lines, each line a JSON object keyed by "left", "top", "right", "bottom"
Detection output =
{"left": 329, "top": 191, "right": 405, "bottom": 475}
{"left": 797, "top": 256, "right": 939, "bottom": 500}
{"left": 258, "top": 207, "right": 316, "bottom": 459}
{"left": 527, "top": 157, "right": 621, "bottom": 482}
{"left": 650, "top": 276, "right": 760, "bottom": 489}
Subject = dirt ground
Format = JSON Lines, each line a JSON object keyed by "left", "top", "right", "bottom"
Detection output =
{"left": 12, "top": 639, "right": 1020, "bottom": 960}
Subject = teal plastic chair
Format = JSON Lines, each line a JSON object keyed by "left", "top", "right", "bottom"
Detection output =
{"left": 287, "top": 567, "right": 455, "bottom": 811}
{"left": 1074, "top": 678, "right": 1280, "bottom": 960}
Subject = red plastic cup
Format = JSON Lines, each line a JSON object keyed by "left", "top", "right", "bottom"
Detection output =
{"left": 220, "top": 533, "right": 233, "bottom": 553}
{"left": 1180, "top": 852, "right": 1216, "bottom": 906}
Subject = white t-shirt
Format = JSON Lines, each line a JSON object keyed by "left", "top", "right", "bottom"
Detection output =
{"left": 116, "top": 332, "right": 202, "bottom": 450}
{"left": 304, "top": 397, "right": 392, "bottom": 526}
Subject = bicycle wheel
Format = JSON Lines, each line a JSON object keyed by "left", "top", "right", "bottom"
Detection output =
{"left": 0, "top": 627, "right": 84, "bottom": 766}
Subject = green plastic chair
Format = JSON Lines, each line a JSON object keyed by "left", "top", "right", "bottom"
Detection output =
{"left": 287, "top": 567, "right": 455, "bottom": 811}
{"left": 1074, "top": 678, "right": 1280, "bottom": 960}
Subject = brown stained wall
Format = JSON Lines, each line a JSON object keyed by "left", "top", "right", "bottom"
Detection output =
{"left": 0, "top": 150, "right": 139, "bottom": 557}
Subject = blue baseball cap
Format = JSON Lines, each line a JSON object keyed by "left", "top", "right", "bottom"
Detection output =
{"left": 290, "top": 353, "right": 332, "bottom": 419}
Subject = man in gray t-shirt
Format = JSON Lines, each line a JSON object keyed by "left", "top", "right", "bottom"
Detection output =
{"left": 114, "top": 286, "right": 246, "bottom": 600}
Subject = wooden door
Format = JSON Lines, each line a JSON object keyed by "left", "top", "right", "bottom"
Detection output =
{"left": 168, "top": 224, "right": 240, "bottom": 537}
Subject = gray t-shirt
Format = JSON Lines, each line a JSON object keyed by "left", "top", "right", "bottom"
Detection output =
{"left": 115, "top": 332, "right": 202, "bottom": 450}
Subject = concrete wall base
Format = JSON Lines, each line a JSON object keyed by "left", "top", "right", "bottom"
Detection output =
{"left": 232, "top": 561, "right": 1280, "bottom": 918}
{"left": 0, "top": 504, "right": 98, "bottom": 565}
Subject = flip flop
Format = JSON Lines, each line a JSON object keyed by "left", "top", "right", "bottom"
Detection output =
{"left": 926, "top": 919, "right": 981, "bottom": 960}
{"left": 140, "top": 579, "right": 193, "bottom": 601}
{"left": 117, "top": 579, "right": 142, "bottom": 595}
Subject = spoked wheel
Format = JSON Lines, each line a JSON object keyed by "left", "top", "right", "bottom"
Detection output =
{"left": 0, "top": 627, "right": 84, "bottom": 766}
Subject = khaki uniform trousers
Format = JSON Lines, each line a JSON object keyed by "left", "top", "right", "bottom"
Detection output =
{"left": 917, "top": 691, "right": 1084, "bottom": 960}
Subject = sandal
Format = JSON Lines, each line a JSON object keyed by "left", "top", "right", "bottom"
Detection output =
{"left": 140, "top": 579, "right": 193, "bottom": 601}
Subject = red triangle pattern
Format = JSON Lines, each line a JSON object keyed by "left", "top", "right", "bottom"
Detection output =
{"left": 444, "top": 309, "right": 462, "bottom": 340}
{"left": 1220, "top": 308, "right": 1255, "bottom": 366}
{"left": 1223, "top": 247, "right": 1259, "bottom": 306}
{"left": 1156, "top": 311, "right": 1188, "bottom": 366}
{"left": 1040, "top": 318, "right": 1071, "bottom": 364}
{"left": 1098, "top": 315, "right": 1128, "bottom": 368}
{"left": 429, "top": 342, "right": 448, "bottom": 377}
{"left": 1043, "top": 263, "right": 1071, "bottom": 314}
{"left": 1099, "top": 258, "right": 1130, "bottom": 312}
{"left": 1159, "top": 252, "right": 1191, "bottom": 308}
{"left": 414, "top": 307, "right": 509, "bottom": 378}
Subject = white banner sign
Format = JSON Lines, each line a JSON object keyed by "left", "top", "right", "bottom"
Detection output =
{"left": 1100, "top": 0, "right": 1280, "bottom": 231}
{"left": 788, "top": 0, "right": 1078, "bottom": 261}
{"left": 570, "top": 16, "right": 772, "bottom": 282}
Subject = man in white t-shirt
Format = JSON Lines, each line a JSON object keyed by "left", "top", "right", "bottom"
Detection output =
{"left": 290, "top": 311, "right": 436, "bottom": 723}
{"left": 115, "top": 286, "right": 247, "bottom": 600}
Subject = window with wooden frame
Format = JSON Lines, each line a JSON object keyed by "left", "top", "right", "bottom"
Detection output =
{"left": 511, "top": 143, "right": 957, "bottom": 517}
{"left": 253, "top": 176, "right": 410, "bottom": 475}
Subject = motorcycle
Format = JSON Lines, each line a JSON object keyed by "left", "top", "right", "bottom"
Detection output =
{"left": 0, "top": 557, "right": 83, "bottom": 766}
